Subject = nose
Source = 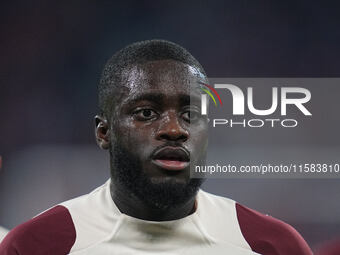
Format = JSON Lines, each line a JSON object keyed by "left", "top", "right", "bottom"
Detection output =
{"left": 156, "top": 111, "right": 189, "bottom": 142}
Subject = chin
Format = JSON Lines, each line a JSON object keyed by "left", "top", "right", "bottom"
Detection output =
{"left": 149, "top": 175, "right": 189, "bottom": 185}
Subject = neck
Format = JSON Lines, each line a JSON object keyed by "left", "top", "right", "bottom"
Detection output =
{"left": 110, "top": 179, "right": 197, "bottom": 221}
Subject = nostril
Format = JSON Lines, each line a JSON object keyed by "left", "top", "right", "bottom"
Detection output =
{"left": 159, "top": 132, "right": 188, "bottom": 141}
{"left": 177, "top": 134, "right": 188, "bottom": 141}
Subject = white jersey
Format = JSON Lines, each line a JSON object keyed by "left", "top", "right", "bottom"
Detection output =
{"left": 61, "top": 180, "right": 257, "bottom": 254}
{"left": 0, "top": 180, "right": 312, "bottom": 254}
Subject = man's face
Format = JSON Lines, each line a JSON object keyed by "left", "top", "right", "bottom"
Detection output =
{"left": 108, "top": 59, "right": 208, "bottom": 209}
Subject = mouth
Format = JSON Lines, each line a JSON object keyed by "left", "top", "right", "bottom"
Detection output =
{"left": 151, "top": 146, "right": 190, "bottom": 171}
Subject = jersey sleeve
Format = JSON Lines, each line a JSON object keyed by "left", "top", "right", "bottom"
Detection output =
{"left": 0, "top": 205, "right": 76, "bottom": 255}
{"left": 236, "top": 203, "right": 313, "bottom": 255}
{"left": 315, "top": 239, "right": 340, "bottom": 255}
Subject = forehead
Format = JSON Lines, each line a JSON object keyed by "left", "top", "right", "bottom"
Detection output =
{"left": 120, "top": 59, "right": 205, "bottom": 98}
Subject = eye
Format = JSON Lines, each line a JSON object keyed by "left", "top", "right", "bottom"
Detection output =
{"left": 182, "top": 110, "right": 200, "bottom": 123}
{"left": 133, "top": 109, "right": 158, "bottom": 121}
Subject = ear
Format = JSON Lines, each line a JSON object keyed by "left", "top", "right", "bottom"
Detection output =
{"left": 94, "top": 115, "right": 110, "bottom": 150}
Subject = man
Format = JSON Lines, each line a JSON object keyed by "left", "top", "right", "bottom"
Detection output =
{"left": 0, "top": 40, "right": 312, "bottom": 254}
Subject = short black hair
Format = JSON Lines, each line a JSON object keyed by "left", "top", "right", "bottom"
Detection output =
{"left": 98, "top": 39, "right": 206, "bottom": 116}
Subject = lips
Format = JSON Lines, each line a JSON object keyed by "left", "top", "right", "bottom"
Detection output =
{"left": 151, "top": 147, "right": 190, "bottom": 171}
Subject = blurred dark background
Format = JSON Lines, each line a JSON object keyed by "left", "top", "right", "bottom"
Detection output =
{"left": 1, "top": 0, "right": 340, "bottom": 251}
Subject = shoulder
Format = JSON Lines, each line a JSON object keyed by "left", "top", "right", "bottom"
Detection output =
{"left": 0, "top": 181, "right": 114, "bottom": 255}
{"left": 315, "top": 239, "right": 340, "bottom": 255}
{"left": 235, "top": 203, "right": 313, "bottom": 255}
{"left": 0, "top": 205, "right": 76, "bottom": 255}
{"left": 197, "top": 190, "right": 312, "bottom": 255}
{"left": 60, "top": 180, "right": 120, "bottom": 252}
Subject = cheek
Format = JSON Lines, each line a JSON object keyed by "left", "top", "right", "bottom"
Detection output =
{"left": 190, "top": 122, "right": 208, "bottom": 142}
{"left": 113, "top": 120, "right": 156, "bottom": 155}
{"left": 190, "top": 126, "right": 209, "bottom": 154}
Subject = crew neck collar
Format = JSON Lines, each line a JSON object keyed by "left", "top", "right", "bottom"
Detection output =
{"left": 107, "top": 179, "right": 202, "bottom": 224}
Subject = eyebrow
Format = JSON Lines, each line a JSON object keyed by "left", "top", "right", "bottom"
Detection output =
{"left": 124, "top": 92, "right": 201, "bottom": 106}
{"left": 125, "top": 93, "right": 164, "bottom": 106}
